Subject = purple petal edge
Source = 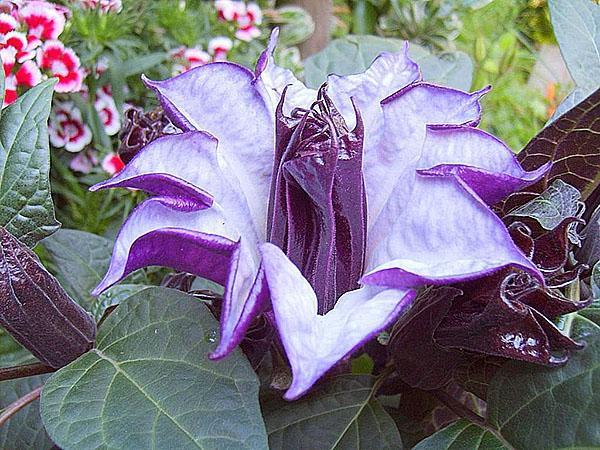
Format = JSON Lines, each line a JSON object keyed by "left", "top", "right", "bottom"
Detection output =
{"left": 92, "top": 228, "right": 237, "bottom": 296}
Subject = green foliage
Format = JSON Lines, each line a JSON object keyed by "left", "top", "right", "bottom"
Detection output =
{"left": 0, "top": 80, "right": 59, "bottom": 246}
{"left": 41, "top": 287, "right": 268, "bottom": 449}
{"left": 413, "top": 420, "right": 506, "bottom": 450}
{"left": 263, "top": 375, "right": 402, "bottom": 449}
{"left": 487, "top": 334, "right": 600, "bottom": 448}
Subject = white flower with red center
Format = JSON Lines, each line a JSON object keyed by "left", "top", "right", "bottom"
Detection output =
{"left": 94, "top": 89, "right": 120, "bottom": 136}
{"left": 0, "top": 12, "right": 17, "bottom": 34}
{"left": 102, "top": 152, "right": 124, "bottom": 175}
{"left": 235, "top": 2, "right": 261, "bottom": 41}
{"left": 215, "top": 0, "right": 244, "bottom": 22}
{"left": 49, "top": 101, "right": 92, "bottom": 152}
{"left": 37, "top": 40, "right": 85, "bottom": 92}
{"left": 19, "top": 1, "right": 66, "bottom": 40}
{"left": 78, "top": 0, "right": 122, "bottom": 13}
{"left": 171, "top": 46, "right": 211, "bottom": 75}
{"left": 208, "top": 36, "right": 232, "bottom": 61}
{"left": 15, "top": 58, "right": 40, "bottom": 86}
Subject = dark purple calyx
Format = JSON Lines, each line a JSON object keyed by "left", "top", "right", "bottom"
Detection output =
{"left": 267, "top": 85, "right": 367, "bottom": 314}
{"left": 0, "top": 228, "right": 96, "bottom": 368}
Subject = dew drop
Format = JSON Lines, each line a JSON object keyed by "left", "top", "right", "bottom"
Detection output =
{"left": 204, "top": 329, "right": 218, "bottom": 343}
{"left": 377, "top": 331, "right": 390, "bottom": 346}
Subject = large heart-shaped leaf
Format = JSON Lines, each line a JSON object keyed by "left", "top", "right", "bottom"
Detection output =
{"left": 40, "top": 287, "right": 267, "bottom": 449}
{"left": 1, "top": 376, "right": 53, "bottom": 450}
{"left": 41, "top": 229, "right": 113, "bottom": 308}
{"left": 486, "top": 334, "right": 600, "bottom": 449}
{"left": 500, "top": 88, "right": 600, "bottom": 214}
{"left": 0, "top": 80, "right": 59, "bottom": 246}
{"left": 263, "top": 375, "right": 402, "bottom": 449}
{"left": 304, "top": 35, "right": 472, "bottom": 91}
{"left": 412, "top": 419, "right": 506, "bottom": 450}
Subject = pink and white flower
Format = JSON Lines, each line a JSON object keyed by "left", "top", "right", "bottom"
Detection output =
{"left": 14, "top": 58, "right": 40, "bottom": 85}
{"left": 101, "top": 152, "right": 124, "bottom": 175}
{"left": 171, "top": 46, "right": 211, "bottom": 75}
{"left": 215, "top": 0, "right": 245, "bottom": 22}
{"left": 235, "top": 2, "right": 261, "bottom": 42}
{"left": 94, "top": 89, "right": 121, "bottom": 136}
{"left": 3, "top": 73, "right": 16, "bottom": 106}
{"left": 0, "top": 12, "right": 17, "bottom": 34}
{"left": 49, "top": 101, "right": 92, "bottom": 152}
{"left": 37, "top": 40, "right": 85, "bottom": 92}
{"left": 19, "top": 1, "right": 66, "bottom": 40}
{"left": 77, "top": 0, "right": 122, "bottom": 14}
{"left": 208, "top": 36, "right": 232, "bottom": 61}
{"left": 69, "top": 149, "right": 98, "bottom": 173}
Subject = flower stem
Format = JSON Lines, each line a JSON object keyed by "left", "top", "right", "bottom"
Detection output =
{"left": 563, "top": 277, "right": 581, "bottom": 337}
{"left": 0, "top": 385, "right": 43, "bottom": 427}
{"left": 0, "top": 363, "right": 55, "bottom": 382}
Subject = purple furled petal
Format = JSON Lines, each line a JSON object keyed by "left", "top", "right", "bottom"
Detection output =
{"left": 255, "top": 28, "right": 316, "bottom": 112}
{"left": 365, "top": 83, "right": 489, "bottom": 233}
{"left": 362, "top": 176, "right": 542, "bottom": 289}
{"left": 327, "top": 41, "right": 420, "bottom": 145}
{"left": 268, "top": 88, "right": 367, "bottom": 313}
{"left": 416, "top": 126, "right": 551, "bottom": 204}
{"left": 142, "top": 63, "right": 274, "bottom": 238}
{"left": 260, "top": 243, "right": 415, "bottom": 400}
{"left": 92, "top": 198, "right": 241, "bottom": 295}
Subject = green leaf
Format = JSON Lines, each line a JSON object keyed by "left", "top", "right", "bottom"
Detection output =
{"left": 40, "top": 287, "right": 267, "bottom": 449}
{"left": 263, "top": 375, "right": 402, "bottom": 449}
{"left": 507, "top": 179, "right": 581, "bottom": 230}
{"left": 41, "top": 229, "right": 112, "bottom": 309}
{"left": 303, "top": 35, "right": 472, "bottom": 91}
{"left": 412, "top": 420, "right": 507, "bottom": 450}
{"left": 549, "top": 0, "right": 600, "bottom": 92}
{"left": 487, "top": 334, "right": 600, "bottom": 449}
{"left": 0, "top": 328, "right": 33, "bottom": 367}
{"left": 121, "top": 52, "right": 168, "bottom": 78}
{"left": 90, "top": 283, "right": 149, "bottom": 321}
{"left": 1, "top": 375, "right": 53, "bottom": 449}
{"left": 0, "top": 80, "right": 59, "bottom": 246}
{"left": 270, "top": 6, "right": 315, "bottom": 46}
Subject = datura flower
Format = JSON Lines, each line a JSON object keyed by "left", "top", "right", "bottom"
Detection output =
{"left": 91, "top": 30, "right": 550, "bottom": 400}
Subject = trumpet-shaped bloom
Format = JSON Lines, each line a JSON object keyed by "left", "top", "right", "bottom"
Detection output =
{"left": 92, "top": 30, "right": 549, "bottom": 400}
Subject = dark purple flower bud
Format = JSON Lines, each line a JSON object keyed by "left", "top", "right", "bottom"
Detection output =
{"left": 0, "top": 228, "right": 96, "bottom": 368}
{"left": 118, "top": 106, "right": 177, "bottom": 163}
{"left": 267, "top": 85, "right": 367, "bottom": 314}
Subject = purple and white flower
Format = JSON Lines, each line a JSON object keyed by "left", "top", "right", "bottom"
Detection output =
{"left": 91, "top": 30, "right": 549, "bottom": 400}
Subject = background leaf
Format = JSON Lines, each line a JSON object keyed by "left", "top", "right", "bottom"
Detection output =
{"left": 412, "top": 419, "right": 506, "bottom": 450}
{"left": 41, "top": 229, "right": 113, "bottom": 309}
{"left": 486, "top": 334, "right": 600, "bottom": 449}
{"left": 0, "top": 80, "right": 59, "bottom": 246}
{"left": 549, "top": 0, "right": 600, "bottom": 92}
{"left": 0, "top": 375, "right": 53, "bottom": 450}
{"left": 303, "top": 35, "right": 472, "bottom": 91}
{"left": 263, "top": 375, "right": 402, "bottom": 449}
{"left": 40, "top": 287, "right": 267, "bottom": 449}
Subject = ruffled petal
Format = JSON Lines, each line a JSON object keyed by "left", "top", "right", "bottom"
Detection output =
{"left": 327, "top": 41, "right": 420, "bottom": 132}
{"left": 362, "top": 176, "right": 541, "bottom": 288}
{"left": 142, "top": 63, "right": 274, "bottom": 238}
{"left": 92, "top": 198, "right": 241, "bottom": 295}
{"left": 365, "top": 83, "right": 489, "bottom": 233}
{"left": 260, "top": 243, "right": 415, "bottom": 400}
{"left": 255, "top": 28, "right": 316, "bottom": 112}
{"left": 416, "top": 126, "right": 551, "bottom": 204}
{"left": 91, "top": 132, "right": 261, "bottom": 245}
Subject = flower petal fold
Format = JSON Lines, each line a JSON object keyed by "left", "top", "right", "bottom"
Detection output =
{"left": 365, "top": 83, "right": 489, "bottom": 231}
{"left": 255, "top": 28, "right": 316, "bottom": 112}
{"left": 260, "top": 243, "right": 415, "bottom": 400}
{"left": 142, "top": 64, "right": 274, "bottom": 238}
{"left": 416, "top": 126, "right": 551, "bottom": 205}
{"left": 362, "top": 176, "right": 541, "bottom": 289}
{"left": 92, "top": 198, "right": 240, "bottom": 295}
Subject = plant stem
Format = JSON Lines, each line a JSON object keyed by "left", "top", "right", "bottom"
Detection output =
{"left": 0, "top": 363, "right": 55, "bottom": 382}
{"left": 563, "top": 276, "right": 581, "bottom": 337}
{"left": 0, "top": 385, "right": 43, "bottom": 427}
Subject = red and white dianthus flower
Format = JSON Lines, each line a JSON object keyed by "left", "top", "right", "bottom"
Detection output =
{"left": 208, "top": 36, "right": 232, "bottom": 61}
{"left": 78, "top": 0, "right": 122, "bottom": 14}
{"left": 94, "top": 88, "right": 120, "bottom": 136}
{"left": 101, "top": 152, "right": 124, "bottom": 175}
{"left": 37, "top": 40, "right": 85, "bottom": 92}
{"left": 19, "top": 0, "right": 66, "bottom": 40}
{"left": 171, "top": 45, "right": 211, "bottom": 75}
{"left": 49, "top": 101, "right": 92, "bottom": 152}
